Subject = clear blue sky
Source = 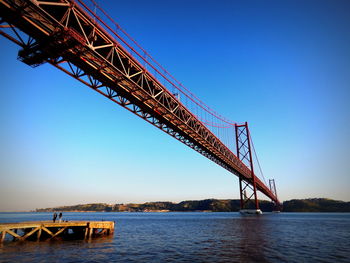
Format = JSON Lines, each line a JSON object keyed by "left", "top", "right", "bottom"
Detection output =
{"left": 0, "top": 0, "right": 349, "bottom": 211}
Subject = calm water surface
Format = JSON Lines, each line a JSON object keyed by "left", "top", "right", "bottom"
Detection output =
{"left": 0, "top": 212, "right": 349, "bottom": 262}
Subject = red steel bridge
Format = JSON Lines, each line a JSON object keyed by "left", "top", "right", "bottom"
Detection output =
{"left": 0, "top": 0, "right": 280, "bottom": 211}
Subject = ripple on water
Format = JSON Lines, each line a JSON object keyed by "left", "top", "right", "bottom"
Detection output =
{"left": 0, "top": 212, "right": 349, "bottom": 263}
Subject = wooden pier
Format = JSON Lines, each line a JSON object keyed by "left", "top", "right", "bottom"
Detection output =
{"left": 0, "top": 221, "right": 114, "bottom": 243}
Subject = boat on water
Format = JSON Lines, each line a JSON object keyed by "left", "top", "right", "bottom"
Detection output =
{"left": 239, "top": 209, "right": 263, "bottom": 215}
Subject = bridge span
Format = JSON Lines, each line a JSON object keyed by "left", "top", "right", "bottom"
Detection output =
{"left": 0, "top": 0, "right": 280, "bottom": 211}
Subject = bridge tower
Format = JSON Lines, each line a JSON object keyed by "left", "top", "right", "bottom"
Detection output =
{"left": 269, "top": 179, "right": 281, "bottom": 211}
{"left": 235, "top": 122, "right": 262, "bottom": 214}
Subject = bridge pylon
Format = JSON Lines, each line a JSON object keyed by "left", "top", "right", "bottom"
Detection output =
{"left": 235, "top": 122, "right": 262, "bottom": 214}
{"left": 269, "top": 179, "right": 282, "bottom": 211}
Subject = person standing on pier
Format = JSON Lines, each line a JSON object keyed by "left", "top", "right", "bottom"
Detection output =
{"left": 53, "top": 212, "right": 57, "bottom": 222}
{"left": 58, "top": 212, "right": 62, "bottom": 223}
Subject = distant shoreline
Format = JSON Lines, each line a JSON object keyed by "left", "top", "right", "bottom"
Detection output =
{"left": 31, "top": 198, "right": 350, "bottom": 213}
{"left": 31, "top": 211, "right": 350, "bottom": 213}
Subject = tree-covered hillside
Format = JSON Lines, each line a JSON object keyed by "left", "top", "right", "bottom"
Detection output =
{"left": 36, "top": 198, "right": 350, "bottom": 212}
{"left": 282, "top": 198, "right": 350, "bottom": 212}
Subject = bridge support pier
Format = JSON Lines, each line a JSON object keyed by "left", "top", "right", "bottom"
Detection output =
{"left": 235, "top": 122, "right": 261, "bottom": 214}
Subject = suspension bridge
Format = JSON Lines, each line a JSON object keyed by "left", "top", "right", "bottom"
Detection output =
{"left": 0, "top": 0, "right": 280, "bottom": 213}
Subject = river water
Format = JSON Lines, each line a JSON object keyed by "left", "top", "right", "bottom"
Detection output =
{"left": 0, "top": 212, "right": 349, "bottom": 262}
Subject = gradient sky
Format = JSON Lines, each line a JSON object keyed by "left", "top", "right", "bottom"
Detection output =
{"left": 0, "top": 0, "right": 349, "bottom": 211}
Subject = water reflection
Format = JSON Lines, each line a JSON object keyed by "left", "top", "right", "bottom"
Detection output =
{"left": 205, "top": 215, "right": 270, "bottom": 262}
{"left": 0, "top": 235, "right": 114, "bottom": 254}
{"left": 237, "top": 216, "right": 269, "bottom": 262}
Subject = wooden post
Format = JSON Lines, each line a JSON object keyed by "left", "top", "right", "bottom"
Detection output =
{"left": 89, "top": 228, "right": 93, "bottom": 239}
{"left": 1, "top": 231, "right": 6, "bottom": 243}
{"left": 84, "top": 227, "right": 88, "bottom": 240}
{"left": 37, "top": 227, "right": 42, "bottom": 241}
{"left": 84, "top": 223, "right": 89, "bottom": 240}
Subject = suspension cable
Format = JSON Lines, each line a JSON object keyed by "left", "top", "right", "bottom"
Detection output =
{"left": 249, "top": 131, "right": 267, "bottom": 186}
{"left": 81, "top": 0, "right": 235, "bottom": 126}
